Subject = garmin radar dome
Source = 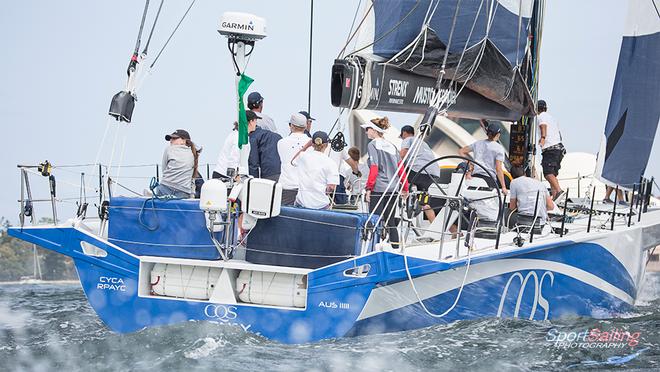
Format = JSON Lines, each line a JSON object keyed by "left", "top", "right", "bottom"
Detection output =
{"left": 218, "top": 12, "right": 267, "bottom": 41}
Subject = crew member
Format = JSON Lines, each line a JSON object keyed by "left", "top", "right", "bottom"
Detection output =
{"left": 458, "top": 122, "right": 508, "bottom": 194}
{"left": 212, "top": 121, "right": 239, "bottom": 181}
{"left": 153, "top": 129, "right": 199, "bottom": 198}
{"left": 509, "top": 166, "right": 555, "bottom": 224}
{"left": 299, "top": 110, "right": 315, "bottom": 137}
{"left": 247, "top": 110, "right": 282, "bottom": 181}
{"left": 603, "top": 186, "right": 627, "bottom": 206}
{"left": 400, "top": 125, "right": 441, "bottom": 222}
{"left": 291, "top": 131, "right": 339, "bottom": 209}
{"left": 343, "top": 147, "right": 369, "bottom": 204}
{"left": 247, "top": 92, "right": 278, "bottom": 133}
{"left": 537, "top": 99, "right": 565, "bottom": 200}
{"left": 277, "top": 113, "right": 310, "bottom": 205}
{"left": 363, "top": 117, "right": 407, "bottom": 248}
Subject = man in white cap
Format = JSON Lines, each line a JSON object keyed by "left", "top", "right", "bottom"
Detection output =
{"left": 277, "top": 113, "right": 310, "bottom": 205}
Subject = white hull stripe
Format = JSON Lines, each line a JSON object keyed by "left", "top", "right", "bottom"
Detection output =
{"left": 357, "top": 258, "right": 634, "bottom": 321}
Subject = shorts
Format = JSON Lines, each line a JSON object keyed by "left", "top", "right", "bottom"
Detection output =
{"left": 541, "top": 148, "right": 565, "bottom": 176}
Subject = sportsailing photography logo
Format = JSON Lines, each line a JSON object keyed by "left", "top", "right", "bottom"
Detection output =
{"left": 546, "top": 327, "right": 642, "bottom": 349}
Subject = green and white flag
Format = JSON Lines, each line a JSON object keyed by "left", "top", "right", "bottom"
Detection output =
{"left": 237, "top": 74, "right": 254, "bottom": 149}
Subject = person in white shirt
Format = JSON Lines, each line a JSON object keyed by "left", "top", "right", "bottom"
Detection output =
{"left": 212, "top": 122, "right": 239, "bottom": 181}
{"left": 343, "top": 147, "right": 369, "bottom": 203}
{"left": 277, "top": 113, "right": 310, "bottom": 205}
{"left": 247, "top": 92, "right": 278, "bottom": 133}
{"left": 537, "top": 99, "right": 565, "bottom": 200}
{"left": 509, "top": 166, "right": 555, "bottom": 225}
{"left": 291, "top": 131, "right": 339, "bottom": 209}
{"left": 458, "top": 122, "right": 508, "bottom": 194}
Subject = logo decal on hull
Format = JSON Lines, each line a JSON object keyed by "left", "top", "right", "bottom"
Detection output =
{"left": 497, "top": 271, "right": 554, "bottom": 320}
{"left": 96, "top": 276, "right": 126, "bottom": 291}
{"left": 204, "top": 304, "right": 238, "bottom": 322}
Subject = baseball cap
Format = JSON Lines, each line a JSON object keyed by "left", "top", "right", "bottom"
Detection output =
{"left": 165, "top": 129, "right": 191, "bottom": 141}
{"left": 247, "top": 92, "right": 264, "bottom": 106}
{"left": 298, "top": 111, "right": 315, "bottom": 121}
{"left": 246, "top": 110, "right": 262, "bottom": 121}
{"left": 312, "top": 131, "right": 329, "bottom": 145}
{"left": 289, "top": 113, "right": 307, "bottom": 128}
{"left": 537, "top": 99, "right": 547, "bottom": 111}
{"left": 400, "top": 125, "right": 415, "bottom": 137}
{"left": 486, "top": 122, "right": 501, "bottom": 135}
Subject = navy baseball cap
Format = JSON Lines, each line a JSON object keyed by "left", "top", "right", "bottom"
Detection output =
{"left": 298, "top": 111, "right": 315, "bottom": 121}
{"left": 400, "top": 125, "right": 415, "bottom": 137}
{"left": 312, "top": 131, "right": 329, "bottom": 145}
{"left": 165, "top": 129, "right": 190, "bottom": 141}
{"left": 486, "top": 122, "right": 501, "bottom": 135}
{"left": 247, "top": 92, "right": 264, "bottom": 106}
{"left": 537, "top": 99, "right": 547, "bottom": 110}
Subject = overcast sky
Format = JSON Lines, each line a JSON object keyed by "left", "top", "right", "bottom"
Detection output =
{"left": 1, "top": 0, "right": 657, "bottom": 223}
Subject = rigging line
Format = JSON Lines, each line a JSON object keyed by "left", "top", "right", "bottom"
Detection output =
{"left": 349, "top": 0, "right": 423, "bottom": 57}
{"left": 337, "top": 1, "right": 373, "bottom": 58}
{"left": 113, "top": 132, "right": 128, "bottom": 196}
{"left": 450, "top": 0, "right": 485, "bottom": 82}
{"left": 653, "top": 0, "right": 660, "bottom": 20}
{"left": 439, "top": 0, "right": 464, "bottom": 77}
{"left": 93, "top": 117, "right": 113, "bottom": 170}
{"left": 307, "top": 0, "right": 314, "bottom": 114}
{"left": 142, "top": 0, "right": 165, "bottom": 55}
{"left": 514, "top": 0, "right": 523, "bottom": 66}
{"left": 340, "top": 0, "right": 363, "bottom": 58}
{"left": 133, "top": 0, "right": 151, "bottom": 54}
{"left": 109, "top": 179, "right": 143, "bottom": 197}
{"left": 150, "top": 0, "right": 197, "bottom": 69}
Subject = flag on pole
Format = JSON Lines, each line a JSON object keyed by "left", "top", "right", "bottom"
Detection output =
{"left": 237, "top": 74, "right": 254, "bottom": 149}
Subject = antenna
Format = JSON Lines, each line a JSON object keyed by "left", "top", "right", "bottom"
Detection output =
{"left": 218, "top": 12, "right": 267, "bottom": 175}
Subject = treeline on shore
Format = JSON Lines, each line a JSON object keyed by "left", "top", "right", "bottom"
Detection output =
{"left": 0, "top": 218, "right": 77, "bottom": 282}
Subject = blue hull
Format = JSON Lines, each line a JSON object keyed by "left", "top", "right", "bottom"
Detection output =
{"left": 8, "top": 225, "right": 649, "bottom": 344}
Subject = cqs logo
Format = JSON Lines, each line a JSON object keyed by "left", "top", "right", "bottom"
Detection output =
{"left": 204, "top": 304, "right": 238, "bottom": 323}
{"left": 497, "top": 271, "right": 554, "bottom": 320}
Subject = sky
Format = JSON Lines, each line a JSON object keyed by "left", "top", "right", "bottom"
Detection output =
{"left": 1, "top": 0, "right": 658, "bottom": 223}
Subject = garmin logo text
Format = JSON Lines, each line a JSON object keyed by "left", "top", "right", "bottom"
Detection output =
{"left": 221, "top": 22, "right": 255, "bottom": 32}
{"left": 388, "top": 79, "right": 409, "bottom": 98}
{"left": 412, "top": 86, "right": 436, "bottom": 105}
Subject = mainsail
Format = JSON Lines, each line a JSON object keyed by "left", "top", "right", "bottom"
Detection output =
{"left": 596, "top": 0, "right": 660, "bottom": 187}
{"left": 332, "top": 0, "right": 538, "bottom": 121}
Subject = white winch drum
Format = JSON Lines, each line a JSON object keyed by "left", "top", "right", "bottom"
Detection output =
{"left": 200, "top": 179, "right": 228, "bottom": 212}
{"left": 241, "top": 178, "right": 282, "bottom": 219}
{"left": 150, "top": 263, "right": 221, "bottom": 301}
{"left": 236, "top": 270, "right": 306, "bottom": 308}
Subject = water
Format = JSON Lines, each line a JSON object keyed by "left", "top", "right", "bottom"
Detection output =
{"left": 1, "top": 273, "right": 659, "bottom": 371}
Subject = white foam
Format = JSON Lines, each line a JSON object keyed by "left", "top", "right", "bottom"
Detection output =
{"left": 183, "top": 337, "right": 227, "bottom": 360}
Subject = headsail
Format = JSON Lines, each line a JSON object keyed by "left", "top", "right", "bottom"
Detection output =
{"left": 595, "top": 0, "right": 660, "bottom": 187}
{"left": 332, "top": 0, "right": 537, "bottom": 121}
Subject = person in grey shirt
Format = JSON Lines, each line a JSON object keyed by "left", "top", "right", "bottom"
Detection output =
{"left": 247, "top": 92, "right": 278, "bottom": 133}
{"left": 509, "top": 166, "right": 555, "bottom": 224}
{"left": 152, "top": 129, "right": 197, "bottom": 198}
{"left": 459, "top": 122, "right": 508, "bottom": 194}
{"left": 362, "top": 117, "right": 407, "bottom": 248}
{"left": 399, "top": 125, "right": 441, "bottom": 222}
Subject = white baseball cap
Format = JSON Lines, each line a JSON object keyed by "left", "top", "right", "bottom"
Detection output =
{"left": 289, "top": 113, "right": 307, "bottom": 128}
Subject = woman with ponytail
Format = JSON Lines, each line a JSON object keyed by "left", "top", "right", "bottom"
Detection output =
{"left": 152, "top": 129, "right": 196, "bottom": 198}
{"left": 361, "top": 117, "right": 408, "bottom": 248}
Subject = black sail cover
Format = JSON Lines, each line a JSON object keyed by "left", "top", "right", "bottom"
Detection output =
{"left": 332, "top": 0, "right": 536, "bottom": 121}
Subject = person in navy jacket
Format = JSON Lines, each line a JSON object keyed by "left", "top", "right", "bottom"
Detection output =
{"left": 247, "top": 110, "right": 282, "bottom": 181}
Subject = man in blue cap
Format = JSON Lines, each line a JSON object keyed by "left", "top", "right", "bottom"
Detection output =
{"left": 247, "top": 110, "right": 282, "bottom": 181}
{"left": 459, "top": 122, "right": 508, "bottom": 194}
{"left": 298, "top": 110, "right": 315, "bottom": 137}
{"left": 247, "top": 92, "right": 278, "bottom": 133}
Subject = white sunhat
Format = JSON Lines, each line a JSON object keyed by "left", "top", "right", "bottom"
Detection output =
{"left": 289, "top": 113, "right": 307, "bottom": 128}
{"left": 360, "top": 122, "right": 385, "bottom": 133}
